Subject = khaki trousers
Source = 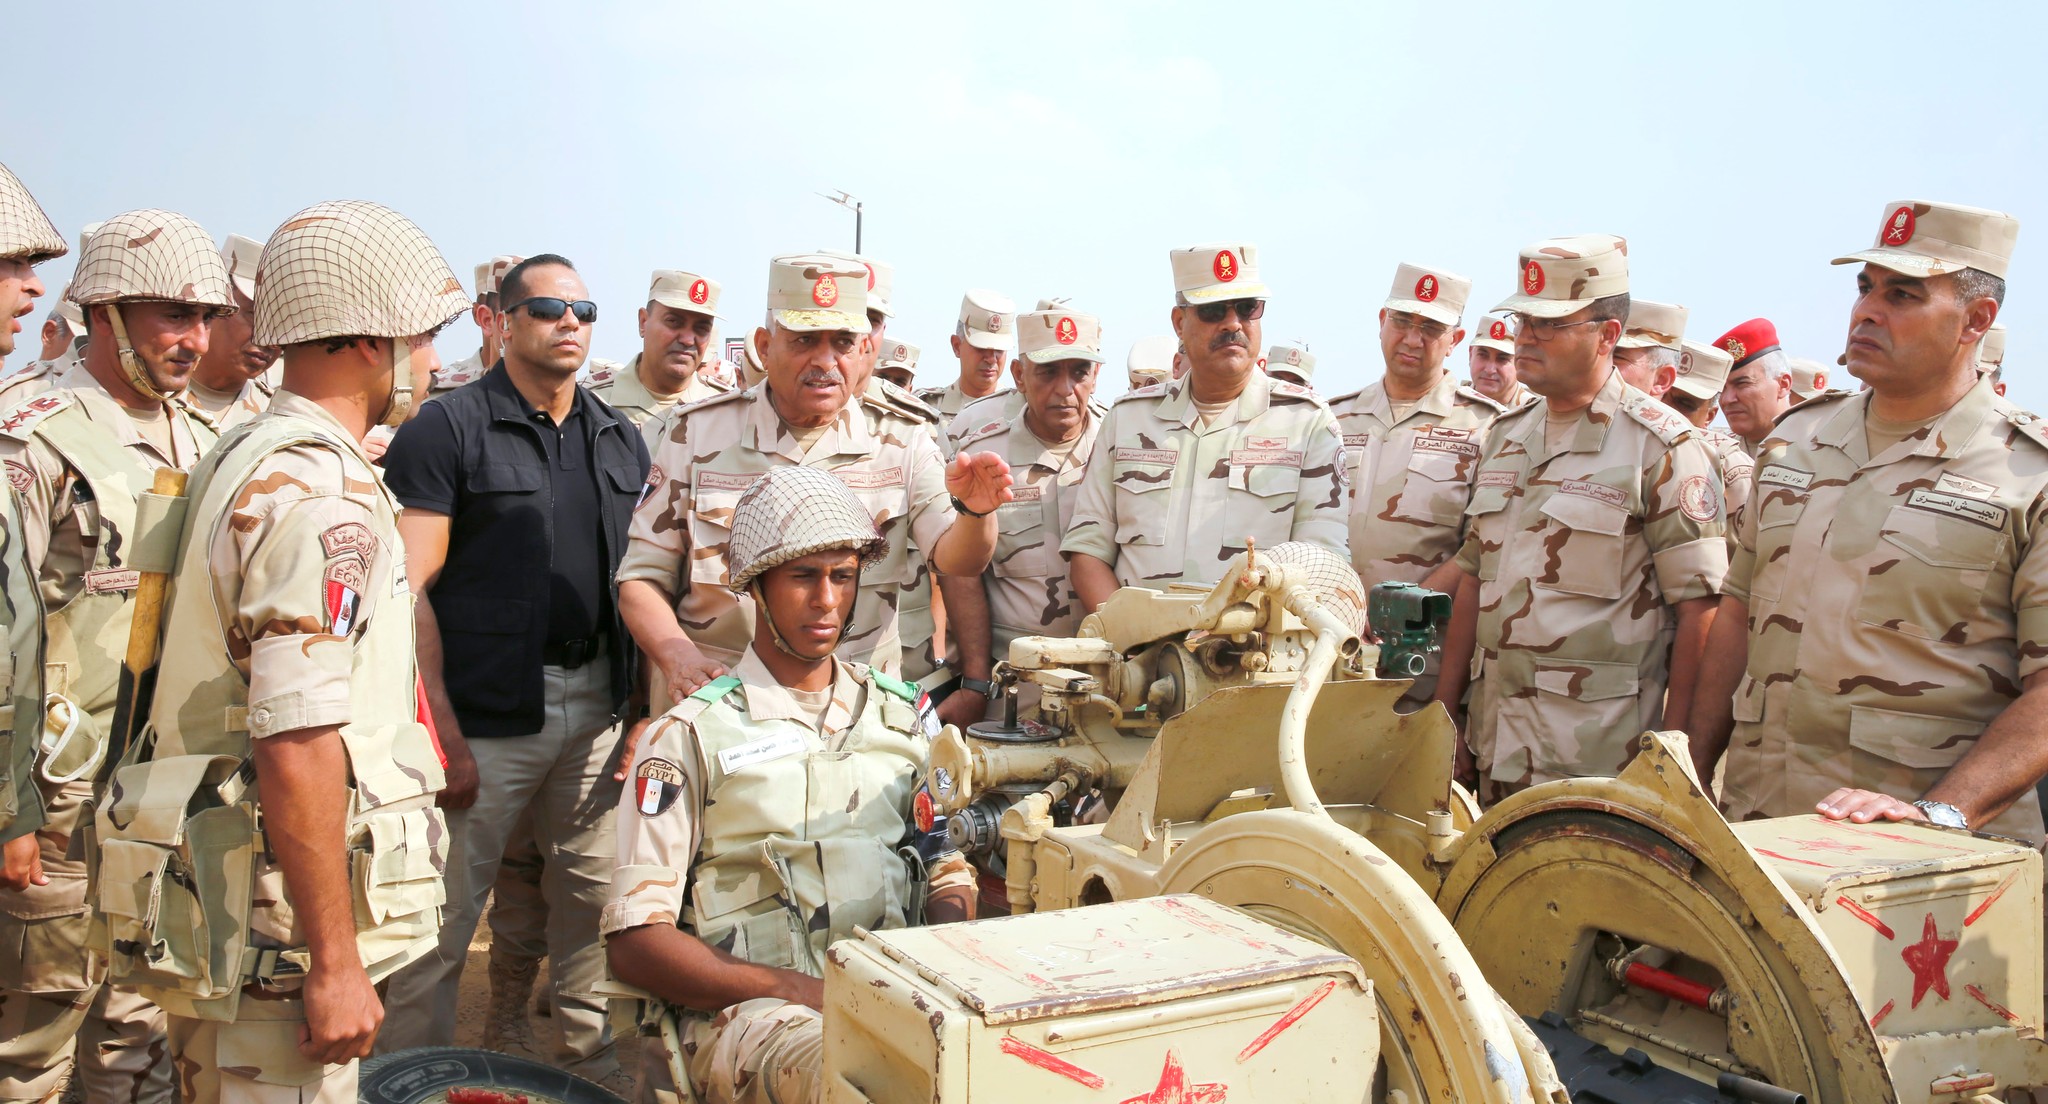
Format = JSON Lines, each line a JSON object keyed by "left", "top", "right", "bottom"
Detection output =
{"left": 168, "top": 982, "right": 355, "bottom": 1104}
{"left": 641, "top": 999, "right": 823, "bottom": 1104}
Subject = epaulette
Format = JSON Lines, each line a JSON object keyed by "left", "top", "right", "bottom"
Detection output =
{"left": 867, "top": 380, "right": 940, "bottom": 425}
{"left": 0, "top": 391, "right": 73, "bottom": 441}
{"left": 1620, "top": 392, "right": 1692, "bottom": 445}
{"left": 869, "top": 669, "right": 921, "bottom": 705}
{"left": 914, "top": 387, "right": 946, "bottom": 406}
{"left": 1454, "top": 385, "right": 1508, "bottom": 414}
{"left": 706, "top": 374, "right": 735, "bottom": 393}
{"left": 1324, "top": 386, "right": 1364, "bottom": 407}
{"left": 2004, "top": 407, "right": 2048, "bottom": 453}
{"left": 673, "top": 386, "right": 750, "bottom": 419}
{"left": 1268, "top": 379, "right": 1320, "bottom": 403}
{"left": 1111, "top": 382, "right": 1167, "bottom": 405}
{"left": 1766, "top": 387, "right": 1856, "bottom": 436}
{"left": 956, "top": 416, "right": 1009, "bottom": 448}
{"left": 585, "top": 362, "right": 621, "bottom": 387}
{"left": 252, "top": 374, "right": 276, "bottom": 398}
{"left": 687, "top": 674, "right": 744, "bottom": 704}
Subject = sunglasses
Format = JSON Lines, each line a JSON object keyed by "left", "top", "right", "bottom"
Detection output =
{"left": 1193, "top": 298, "right": 1266, "bottom": 324}
{"left": 509, "top": 297, "right": 598, "bottom": 325}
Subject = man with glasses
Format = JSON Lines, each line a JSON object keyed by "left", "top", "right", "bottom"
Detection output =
{"left": 1465, "top": 311, "right": 1529, "bottom": 408}
{"left": 588, "top": 269, "right": 731, "bottom": 429}
{"left": 378, "top": 254, "right": 649, "bottom": 1093}
{"left": 1433, "top": 235, "right": 1727, "bottom": 802}
{"left": 1064, "top": 242, "right": 1347, "bottom": 606}
{"left": 1329, "top": 264, "right": 1503, "bottom": 704}
{"left": 1714, "top": 318, "right": 1795, "bottom": 455}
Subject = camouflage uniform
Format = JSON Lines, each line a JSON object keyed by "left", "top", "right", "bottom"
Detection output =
{"left": 179, "top": 377, "right": 271, "bottom": 432}
{"left": 955, "top": 400, "right": 1101, "bottom": 664}
{"left": 1331, "top": 374, "right": 1503, "bottom": 592}
{"left": 1720, "top": 379, "right": 2048, "bottom": 843}
{"left": 586, "top": 355, "right": 729, "bottom": 430}
{"left": 1456, "top": 368, "right": 1728, "bottom": 792}
{"left": 0, "top": 340, "right": 79, "bottom": 411}
{"left": 620, "top": 386, "right": 959, "bottom": 676}
{"left": 917, "top": 381, "right": 1012, "bottom": 424}
{"left": 1061, "top": 370, "right": 1348, "bottom": 590}
{"left": 426, "top": 348, "right": 490, "bottom": 396}
{"left": 859, "top": 380, "right": 945, "bottom": 685}
{"left": 1701, "top": 425, "right": 1754, "bottom": 557}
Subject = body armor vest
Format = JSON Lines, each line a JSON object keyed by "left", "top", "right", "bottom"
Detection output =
{"left": 92, "top": 411, "right": 445, "bottom": 1021}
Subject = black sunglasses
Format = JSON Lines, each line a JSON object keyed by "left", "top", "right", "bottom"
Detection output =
{"left": 1194, "top": 298, "right": 1266, "bottom": 324}
{"left": 509, "top": 297, "right": 598, "bottom": 325}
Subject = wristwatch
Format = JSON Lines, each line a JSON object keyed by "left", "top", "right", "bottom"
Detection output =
{"left": 957, "top": 677, "right": 995, "bottom": 697}
{"left": 1912, "top": 800, "right": 1969, "bottom": 830}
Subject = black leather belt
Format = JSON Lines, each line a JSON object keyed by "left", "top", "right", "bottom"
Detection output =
{"left": 543, "top": 634, "right": 607, "bottom": 669}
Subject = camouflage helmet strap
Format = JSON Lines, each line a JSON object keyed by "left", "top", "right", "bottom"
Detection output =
{"left": 104, "top": 303, "right": 179, "bottom": 405}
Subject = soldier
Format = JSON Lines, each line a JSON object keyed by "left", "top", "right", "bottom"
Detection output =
{"left": 954, "top": 306, "right": 1106, "bottom": 713}
{"left": 428, "top": 254, "right": 523, "bottom": 396}
{"left": 92, "top": 199, "right": 459, "bottom": 1102}
{"left": 1265, "top": 341, "right": 1316, "bottom": 389}
{"left": 1663, "top": 341, "right": 1750, "bottom": 555}
{"left": 0, "top": 160, "right": 62, "bottom": 861}
{"left": 1432, "top": 235, "right": 1727, "bottom": 801}
{"left": 1787, "top": 356, "right": 1832, "bottom": 404}
{"left": 0, "top": 208, "right": 238, "bottom": 1104}
{"left": 1126, "top": 334, "right": 1176, "bottom": 391}
{"left": 604, "top": 466, "right": 974, "bottom": 1104}
{"left": 1465, "top": 311, "right": 1530, "bottom": 407}
{"left": 618, "top": 253, "right": 1011, "bottom": 707}
{"left": 181, "top": 234, "right": 280, "bottom": 431}
{"left": 946, "top": 299, "right": 1088, "bottom": 447}
{"left": 0, "top": 224, "right": 97, "bottom": 410}
{"left": 916, "top": 288, "right": 1016, "bottom": 420}
{"left": 876, "top": 338, "right": 919, "bottom": 391}
{"left": 1688, "top": 199, "right": 2047, "bottom": 845}
{"left": 1714, "top": 318, "right": 1794, "bottom": 454}
{"left": 1063, "top": 242, "right": 1347, "bottom": 605}
{"left": 1980, "top": 321, "right": 2007, "bottom": 395}
{"left": 1611, "top": 299, "right": 1689, "bottom": 402}
{"left": 588, "top": 269, "right": 731, "bottom": 428}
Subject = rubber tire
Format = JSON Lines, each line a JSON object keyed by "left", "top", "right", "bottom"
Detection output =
{"left": 357, "top": 1046, "right": 625, "bottom": 1104}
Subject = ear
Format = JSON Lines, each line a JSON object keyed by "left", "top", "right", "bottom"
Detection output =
{"left": 1449, "top": 326, "right": 1467, "bottom": 350}
{"left": 1169, "top": 305, "right": 1187, "bottom": 338}
{"left": 471, "top": 303, "right": 491, "bottom": 329}
{"left": 638, "top": 306, "right": 651, "bottom": 338}
{"left": 950, "top": 333, "right": 965, "bottom": 358}
{"left": 1655, "top": 362, "right": 1677, "bottom": 394}
{"left": 1010, "top": 358, "right": 1026, "bottom": 389}
{"left": 1962, "top": 298, "right": 2000, "bottom": 346}
{"left": 753, "top": 326, "right": 773, "bottom": 359}
{"left": 1597, "top": 319, "right": 1623, "bottom": 355}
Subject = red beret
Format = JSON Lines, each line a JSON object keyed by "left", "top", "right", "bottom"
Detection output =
{"left": 1714, "top": 318, "right": 1781, "bottom": 369}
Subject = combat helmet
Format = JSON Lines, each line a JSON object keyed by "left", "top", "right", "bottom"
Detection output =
{"left": 727, "top": 466, "right": 885, "bottom": 594}
{"left": 0, "top": 161, "right": 65, "bottom": 264}
{"left": 66, "top": 209, "right": 234, "bottom": 402}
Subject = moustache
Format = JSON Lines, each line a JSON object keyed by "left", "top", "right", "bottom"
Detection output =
{"left": 1210, "top": 333, "right": 1249, "bottom": 351}
{"left": 799, "top": 369, "right": 844, "bottom": 387}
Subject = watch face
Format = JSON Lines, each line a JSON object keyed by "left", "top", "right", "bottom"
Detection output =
{"left": 1916, "top": 801, "right": 1968, "bottom": 829}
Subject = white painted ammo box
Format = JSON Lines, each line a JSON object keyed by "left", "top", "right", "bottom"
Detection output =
{"left": 822, "top": 894, "right": 1375, "bottom": 1103}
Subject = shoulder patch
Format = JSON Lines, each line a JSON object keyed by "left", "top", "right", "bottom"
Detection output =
{"left": 1620, "top": 394, "right": 1691, "bottom": 444}
{"left": 0, "top": 392, "right": 74, "bottom": 441}
{"left": 957, "top": 418, "right": 1009, "bottom": 447}
{"left": 687, "top": 674, "right": 744, "bottom": 705}
{"left": 1112, "top": 383, "right": 1167, "bottom": 405}
{"left": 2005, "top": 408, "right": 2048, "bottom": 453}
{"left": 585, "top": 364, "right": 619, "bottom": 387}
{"left": 1454, "top": 386, "right": 1508, "bottom": 413}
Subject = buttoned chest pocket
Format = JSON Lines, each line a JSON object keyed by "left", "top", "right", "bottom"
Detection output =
{"left": 464, "top": 462, "right": 542, "bottom": 500}
{"left": 1112, "top": 461, "right": 1175, "bottom": 546}
{"left": 687, "top": 483, "right": 749, "bottom": 586}
{"left": 1393, "top": 436, "right": 1481, "bottom": 526}
{"left": 1227, "top": 460, "right": 1302, "bottom": 548}
{"left": 1533, "top": 492, "right": 1629, "bottom": 600}
{"left": 993, "top": 495, "right": 1051, "bottom": 578}
{"left": 1856, "top": 502, "right": 2009, "bottom": 644}
{"left": 1464, "top": 480, "right": 1514, "bottom": 582}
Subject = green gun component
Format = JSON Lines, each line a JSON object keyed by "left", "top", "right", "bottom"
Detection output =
{"left": 1367, "top": 582, "right": 1452, "bottom": 679}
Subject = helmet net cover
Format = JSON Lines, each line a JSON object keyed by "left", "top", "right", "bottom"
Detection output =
{"left": 65, "top": 209, "right": 232, "bottom": 308}
{"left": 727, "top": 466, "right": 887, "bottom": 593}
{"left": 254, "top": 200, "right": 471, "bottom": 347}
{"left": 0, "top": 162, "right": 65, "bottom": 264}
{"left": 1264, "top": 541, "right": 1367, "bottom": 637}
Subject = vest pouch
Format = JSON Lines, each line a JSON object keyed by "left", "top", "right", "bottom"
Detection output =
{"left": 690, "top": 852, "right": 809, "bottom": 974}
{"left": 350, "top": 804, "right": 448, "bottom": 980}
{"left": 338, "top": 720, "right": 446, "bottom": 813}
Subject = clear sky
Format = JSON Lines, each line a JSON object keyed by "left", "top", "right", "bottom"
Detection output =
{"left": 6, "top": 0, "right": 2040, "bottom": 409}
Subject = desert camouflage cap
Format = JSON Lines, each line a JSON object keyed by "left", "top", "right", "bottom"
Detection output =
{"left": 0, "top": 161, "right": 64, "bottom": 263}
{"left": 1384, "top": 262, "right": 1469, "bottom": 327}
{"left": 822, "top": 250, "right": 894, "bottom": 317}
{"left": 222, "top": 233, "right": 264, "bottom": 300}
{"left": 253, "top": 200, "right": 470, "bottom": 347}
{"left": 1172, "top": 241, "right": 1267, "bottom": 304}
{"left": 1019, "top": 308, "right": 1104, "bottom": 365}
{"left": 474, "top": 255, "right": 523, "bottom": 299}
{"left": 1980, "top": 322, "right": 2006, "bottom": 369}
{"left": 1472, "top": 311, "right": 1517, "bottom": 353}
{"left": 727, "top": 466, "right": 886, "bottom": 593}
{"left": 1266, "top": 342, "right": 1316, "bottom": 381}
{"left": 1493, "top": 234, "right": 1630, "bottom": 319}
{"left": 1832, "top": 199, "right": 2019, "bottom": 279}
{"left": 1671, "top": 339, "right": 1733, "bottom": 401}
{"left": 1786, "top": 357, "right": 1829, "bottom": 399}
{"left": 1127, "top": 334, "right": 1177, "bottom": 381}
{"left": 957, "top": 288, "right": 1017, "bottom": 351}
{"left": 49, "top": 293, "right": 84, "bottom": 334}
{"left": 767, "top": 253, "right": 870, "bottom": 333}
{"left": 1618, "top": 299, "right": 1688, "bottom": 351}
{"left": 878, "top": 338, "right": 920, "bottom": 371}
{"left": 67, "top": 210, "right": 234, "bottom": 309}
{"left": 648, "top": 269, "right": 723, "bottom": 317}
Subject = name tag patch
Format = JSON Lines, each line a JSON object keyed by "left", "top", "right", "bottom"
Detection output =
{"left": 83, "top": 568, "right": 140, "bottom": 595}
{"left": 1115, "top": 448, "right": 1176, "bottom": 465}
{"left": 1905, "top": 488, "right": 2008, "bottom": 529}
{"left": 1413, "top": 435, "right": 1480, "bottom": 459}
{"left": 698, "top": 470, "right": 762, "bottom": 493}
{"left": 635, "top": 757, "right": 685, "bottom": 817}
{"left": 836, "top": 466, "right": 905, "bottom": 490}
{"left": 1230, "top": 449, "right": 1304, "bottom": 468}
{"left": 1757, "top": 465, "right": 1813, "bottom": 490}
{"left": 1342, "top": 433, "right": 1373, "bottom": 448}
{"left": 1558, "top": 479, "right": 1628, "bottom": 507}
{"left": 716, "top": 730, "right": 809, "bottom": 774}
{"left": 1476, "top": 470, "right": 1518, "bottom": 489}
{"left": 1008, "top": 485, "right": 1044, "bottom": 503}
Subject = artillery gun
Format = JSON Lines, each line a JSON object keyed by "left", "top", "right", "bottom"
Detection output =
{"left": 924, "top": 541, "right": 2048, "bottom": 1103}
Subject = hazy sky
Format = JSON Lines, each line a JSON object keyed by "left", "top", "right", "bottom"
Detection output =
{"left": 7, "top": 1, "right": 2040, "bottom": 409}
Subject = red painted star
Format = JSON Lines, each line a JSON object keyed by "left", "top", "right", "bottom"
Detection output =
{"left": 1901, "top": 912, "right": 1959, "bottom": 1008}
{"left": 1121, "top": 1049, "right": 1227, "bottom": 1104}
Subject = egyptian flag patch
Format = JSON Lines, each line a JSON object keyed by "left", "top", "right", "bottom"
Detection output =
{"left": 636, "top": 757, "right": 685, "bottom": 817}
{"left": 325, "top": 579, "right": 360, "bottom": 636}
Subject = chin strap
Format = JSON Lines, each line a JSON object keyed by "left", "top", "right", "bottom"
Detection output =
{"left": 104, "top": 304, "right": 180, "bottom": 404}
{"left": 380, "top": 336, "right": 415, "bottom": 427}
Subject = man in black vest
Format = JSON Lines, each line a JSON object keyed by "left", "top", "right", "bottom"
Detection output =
{"left": 376, "top": 254, "right": 648, "bottom": 1094}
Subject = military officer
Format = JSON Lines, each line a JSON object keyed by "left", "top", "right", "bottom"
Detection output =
{"left": 605, "top": 465, "right": 973, "bottom": 1104}
{"left": 955, "top": 306, "right": 1106, "bottom": 712}
{"left": 947, "top": 299, "right": 1092, "bottom": 447}
{"left": 1687, "top": 200, "right": 2048, "bottom": 845}
{"left": 1715, "top": 318, "right": 1795, "bottom": 454}
{"left": 917, "top": 289, "right": 1016, "bottom": 420}
{"left": 0, "top": 225, "right": 97, "bottom": 410}
{"left": 1266, "top": 341, "right": 1316, "bottom": 389}
{"left": 876, "top": 338, "right": 920, "bottom": 391}
{"left": 1126, "top": 334, "right": 1176, "bottom": 391}
{"left": 1787, "top": 356, "right": 1832, "bottom": 404}
{"left": 181, "top": 233, "right": 280, "bottom": 431}
{"left": 1064, "top": 242, "right": 1347, "bottom": 606}
{"left": 428, "top": 253, "right": 522, "bottom": 396}
{"left": 1611, "top": 299, "right": 1689, "bottom": 402}
{"left": 1465, "top": 311, "right": 1530, "bottom": 407}
{"left": 587, "top": 269, "right": 731, "bottom": 428}
{"left": 1433, "top": 235, "right": 1727, "bottom": 801}
{"left": 1330, "top": 263, "right": 1504, "bottom": 610}
{"left": 91, "top": 199, "right": 460, "bottom": 1103}
{"left": 618, "top": 253, "right": 1011, "bottom": 706}
{"left": 0, "top": 161, "right": 62, "bottom": 861}
{"left": 1662, "top": 340, "right": 1749, "bottom": 551}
